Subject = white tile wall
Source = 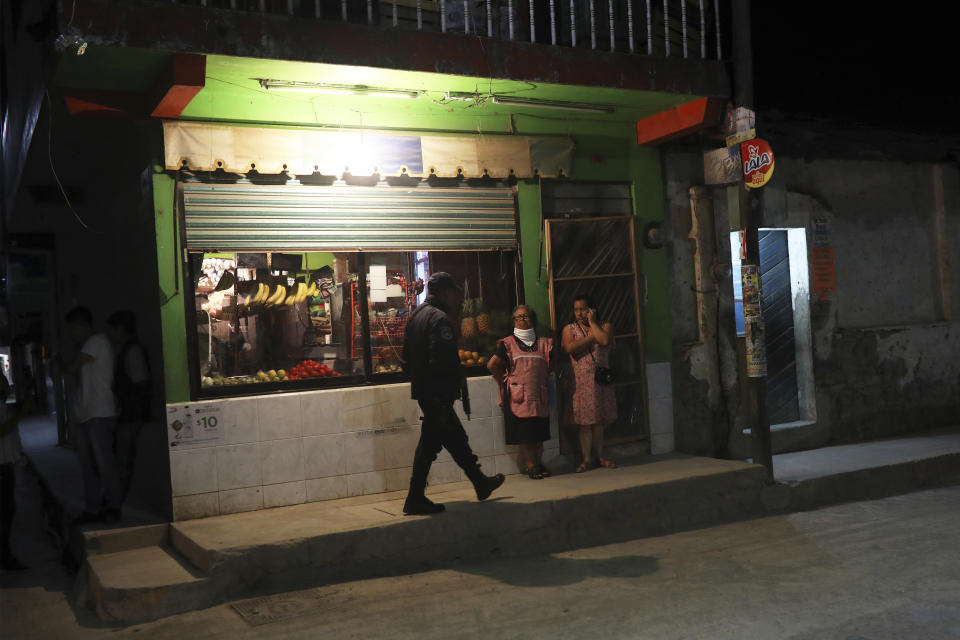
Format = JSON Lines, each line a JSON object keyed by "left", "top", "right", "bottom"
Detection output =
{"left": 301, "top": 389, "right": 343, "bottom": 436}
{"left": 216, "top": 443, "right": 262, "bottom": 490}
{"left": 306, "top": 476, "right": 348, "bottom": 502}
{"left": 170, "top": 448, "right": 218, "bottom": 497}
{"left": 222, "top": 398, "right": 259, "bottom": 444}
{"left": 258, "top": 395, "right": 302, "bottom": 440}
{"left": 167, "top": 378, "right": 524, "bottom": 519}
{"left": 261, "top": 438, "right": 304, "bottom": 485}
{"left": 172, "top": 492, "right": 219, "bottom": 520}
{"left": 263, "top": 481, "right": 306, "bottom": 508}
{"left": 303, "top": 434, "right": 346, "bottom": 479}
{"left": 219, "top": 486, "right": 263, "bottom": 514}
{"left": 347, "top": 471, "right": 387, "bottom": 497}
{"left": 646, "top": 362, "right": 675, "bottom": 454}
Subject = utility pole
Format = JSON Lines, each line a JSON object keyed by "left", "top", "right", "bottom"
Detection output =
{"left": 730, "top": 0, "right": 773, "bottom": 479}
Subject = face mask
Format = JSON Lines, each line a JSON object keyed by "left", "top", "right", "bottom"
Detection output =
{"left": 513, "top": 327, "right": 536, "bottom": 346}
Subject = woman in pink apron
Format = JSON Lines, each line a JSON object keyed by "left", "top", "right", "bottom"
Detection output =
{"left": 487, "top": 306, "right": 553, "bottom": 479}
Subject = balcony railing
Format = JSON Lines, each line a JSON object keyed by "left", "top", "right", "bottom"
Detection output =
{"left": 162, "top": 0, "right": 725, "bottom": 60}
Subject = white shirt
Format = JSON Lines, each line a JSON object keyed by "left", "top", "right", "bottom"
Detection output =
{"left": 123, "top": 343, "right": 150, "bottom": 384}
{"left": 75, "top": 333, "right": 117, "bottom": 422}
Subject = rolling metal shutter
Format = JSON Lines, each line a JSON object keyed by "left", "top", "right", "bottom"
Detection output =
{"left": 182, "top": 181, "right": 517, "bottom": 251}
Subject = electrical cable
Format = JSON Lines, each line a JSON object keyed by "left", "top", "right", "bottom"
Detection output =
{"left": 44, "top": 90, "right": 93, "bottom": 231}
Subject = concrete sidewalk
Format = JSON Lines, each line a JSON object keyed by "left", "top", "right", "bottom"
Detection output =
{"left": 19, "top": 420, "right": 960, "bottom": 624}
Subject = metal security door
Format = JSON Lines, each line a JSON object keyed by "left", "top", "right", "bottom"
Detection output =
{"left": 759, "top": 230, "right": 800, "bottom": 423}
{"left": 546, "top": 216, "right": 648, "bottom": 446}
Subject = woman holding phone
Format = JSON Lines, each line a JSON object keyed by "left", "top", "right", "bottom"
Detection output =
{"left": 561, "top": 293, "right": 617, "bottom": 473}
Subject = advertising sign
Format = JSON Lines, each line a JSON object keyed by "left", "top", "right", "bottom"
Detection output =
{"left": 724, "top": 106, "right": 756, "bottom": 146}
{"left": 741, "top": 263, "right": 767, "bottom": 377}
{"left": 703, "top": 146, "right": 743, "bottom": 185}
{"left": 168, "top": 403, "right": 223, "bottom": 447}
{"left": 740, "top": 138, "right": 775, "bottom": 189}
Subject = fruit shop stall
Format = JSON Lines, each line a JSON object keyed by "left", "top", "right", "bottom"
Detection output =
{"left": 183, "top": 182, "right": 523, "bottom": 400}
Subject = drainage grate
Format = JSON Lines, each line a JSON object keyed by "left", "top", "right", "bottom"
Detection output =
{"left": 231, "top": 589, "right": 337, "bottom": 626}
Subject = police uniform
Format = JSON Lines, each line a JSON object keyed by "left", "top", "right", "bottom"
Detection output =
{"left": 401, "top": 273, "right": 503, "bottom": 515}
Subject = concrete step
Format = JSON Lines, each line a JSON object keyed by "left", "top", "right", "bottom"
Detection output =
{"left": 79, "top": 429, "right": 960, "bottom": 624}
{"left": 83, "top": 454, "right": 770, "bottom": 623}
{"left": 85, "top": 544, "right": 212, "bottom": 622}
{"left": 773, "top": 428, "right": 960, "bottom": 509}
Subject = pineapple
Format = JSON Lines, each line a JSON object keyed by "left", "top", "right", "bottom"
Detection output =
{"left": 460, "top": 297, "right": 478, "bottom": 338}
{"left": 475, "top": 298, "right": 491, "bottom": 335}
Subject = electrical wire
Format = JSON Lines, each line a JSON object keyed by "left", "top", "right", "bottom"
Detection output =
{"left": 44, "top": 90, "right": 93, "bottom": 231}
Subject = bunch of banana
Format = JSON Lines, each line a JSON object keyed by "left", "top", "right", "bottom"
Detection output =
{"left": 247, "top": 282, "right": 270, "bottom": 306}
{"left": 264, "top": 284, "right": 286, "bottom": 307}
{"left": 305, "top": 281, "right": 319, "bottom": 298}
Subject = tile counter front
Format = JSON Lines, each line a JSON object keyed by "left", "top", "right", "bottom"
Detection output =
{"left": 166, "top": 378, "right": 560, "bottom": 520}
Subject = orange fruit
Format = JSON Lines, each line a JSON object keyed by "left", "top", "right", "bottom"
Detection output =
{"left": 477, "top": 356, "right": 486, "bottom": 365}
{"left": 466, "top": 358, "right": 476, "bottom": 365}
{"left": 471, "top": 351, "right": 479, "bottom": 360}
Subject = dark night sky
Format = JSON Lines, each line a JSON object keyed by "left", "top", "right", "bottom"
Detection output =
{"left": 751, "top": 5, "right": 959, "bottom": 133}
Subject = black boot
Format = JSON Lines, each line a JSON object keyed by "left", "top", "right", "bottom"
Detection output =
{"left": 403, "top": 494, "right": 445, "bottom": 515}
{"left": 473, "top": 473, "right": 505, "bottom": 501}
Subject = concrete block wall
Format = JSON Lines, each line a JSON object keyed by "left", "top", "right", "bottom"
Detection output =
{"left": 646, "top": 362, "right": 675, "bottom": 454}
{"left": 167, "top": 377, "right": 560, "bottom": 520}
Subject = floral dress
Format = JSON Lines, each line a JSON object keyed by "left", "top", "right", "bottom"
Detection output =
{"left": 564, "top": 322, "right": 618, "bottom": 426}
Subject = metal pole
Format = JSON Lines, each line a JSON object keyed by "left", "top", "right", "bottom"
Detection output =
{"left": 681, "top": 0, "right": 687, "bottom": 57}
{"left": 645, "top": 0, "right": 652, "bottom": 54}
{"left": 589, "top": 0, "right": 596, "bottom": 49}
{"left": 608, "top": 0, "right": 615, "bottom": 51}
{"left": 730, "top": 0, "right": 772, "bottom": 480}
{"left": 530, "top": 0, "right": 536, "bottom": 42}
{"left": 663, "top": 0, "right": 669, "bottom": 56}
{"left": 570, "top": 0, "right": 577, "bottom": 46}
{"left": 550, "top": 0, "right": 558, "bottom": 44}
{"left": 628, "top": 0, "right": 635, "bottom": 53}
{"left": 714, "top": 0, "right": 722, "bottom": 58}
{"left": 699, "top": 0, "right": 706, "bottom": 58}
{"left": 487, "top": 0, "right": 493, "bottom": 36}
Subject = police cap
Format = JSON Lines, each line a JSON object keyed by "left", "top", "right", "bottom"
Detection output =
{"left": 427, "top": 272, "right": 462, "bottom": 295}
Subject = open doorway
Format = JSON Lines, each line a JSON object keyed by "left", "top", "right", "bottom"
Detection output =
{"left": 730, "top": 228, "right": 816, "bottom": 426}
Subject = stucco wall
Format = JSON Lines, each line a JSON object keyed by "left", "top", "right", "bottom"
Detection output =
{"left": 664, "top": 148, "right": 960, "bottom": 456}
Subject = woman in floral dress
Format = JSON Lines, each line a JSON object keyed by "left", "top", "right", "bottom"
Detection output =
{"left": 561, "top": 294, "right": 617, "bottom": 473}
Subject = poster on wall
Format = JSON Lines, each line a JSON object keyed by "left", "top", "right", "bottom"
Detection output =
{"left": 703, "top": 146, "right": 743, "bottom": 185}
{"left": 744, "top": 317, "right": 768, "bottom": 377}
{"left": 725, "top": 106, "right": 757, "bottom": 146}
{"left": 167, "top": 404, "right": 223, "bottom": 447}
{"left": 741, "top": 264, "right": 767, "bottom": 377}
{"left": 810, "top": 218, "right": 837, "bottom": 298}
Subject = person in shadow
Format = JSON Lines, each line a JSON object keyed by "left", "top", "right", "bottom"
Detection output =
{"left": 0, "top": 374, "right": 27, "bottom": 570}
{"left": 106, "top": 310, "right": 152, "bottom": 501}
{"left": 57, "top": 307, "right": 122, "bottom": 524}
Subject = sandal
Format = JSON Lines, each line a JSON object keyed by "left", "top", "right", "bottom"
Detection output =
{"left": 536, "top": 464, "right": 552, "bottom": 478}
{"left": 596, "top": 458, "right": 618, "bottom": 469}
{"left": 526, "top": 466, "right": 545, "bottom": 480}
{"left": 576, "top": 461, "right": 594, "bottom": 473}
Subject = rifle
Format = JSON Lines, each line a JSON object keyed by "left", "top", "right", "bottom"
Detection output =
{"left": 459, "top": 376, "right": 471, "bottom": 421}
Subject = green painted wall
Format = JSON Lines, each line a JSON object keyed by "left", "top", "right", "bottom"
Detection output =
{"left": 152, "top": 56, "right": 690, "bottom": 401}
{"left": 515, "top": 135, "right": 671, "bottom": 362}
{"left": 154, "top": 171, "right": 190, "bottom": 403}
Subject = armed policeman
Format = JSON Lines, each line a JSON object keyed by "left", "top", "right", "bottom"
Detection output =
{"left": 401, "top": 272, "right": 505, "bottom": 515}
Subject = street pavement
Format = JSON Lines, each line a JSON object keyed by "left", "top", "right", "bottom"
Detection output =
{"left": 2, "top": 464, "right": 959, "bottom": 639}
